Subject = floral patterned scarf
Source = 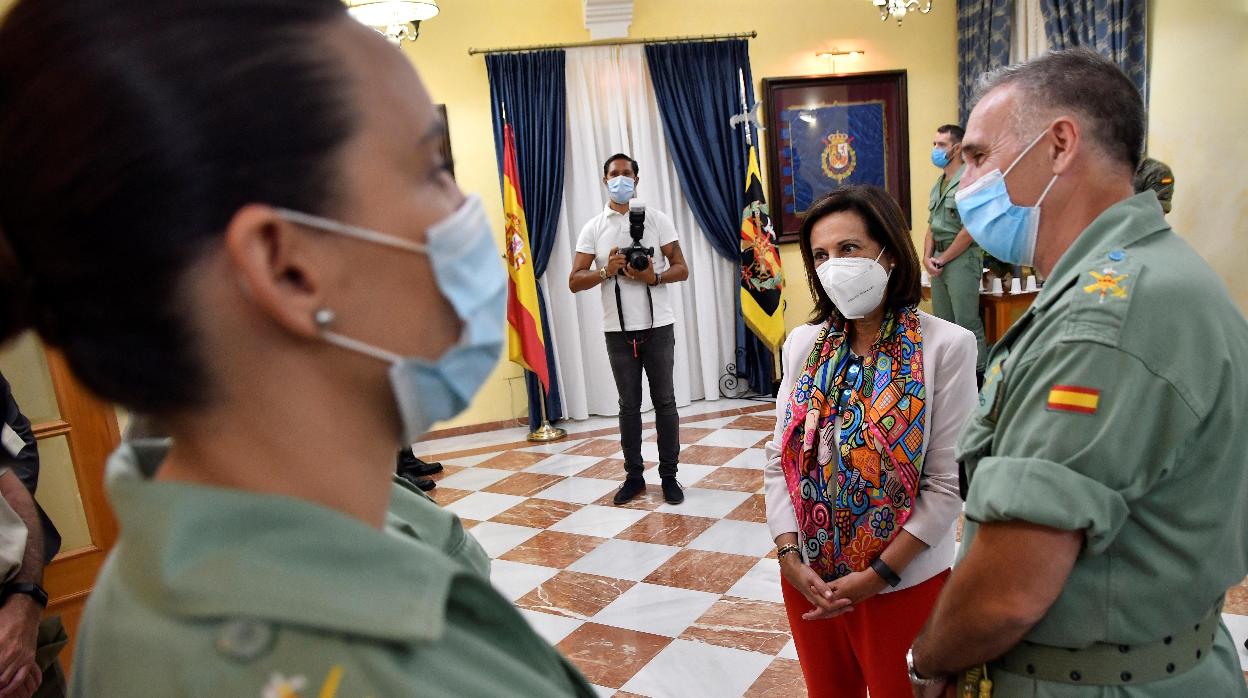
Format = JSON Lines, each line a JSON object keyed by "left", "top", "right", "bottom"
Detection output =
{"left": 779, "top": 307, "right": 926, "bottom": 582}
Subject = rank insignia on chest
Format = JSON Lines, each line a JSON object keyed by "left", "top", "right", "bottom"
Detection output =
{"left": 1084, "top": 267, "right": 1129, "bottom": 303}
{"left": 1047, "top": 385, "right": 1101, "bottom": 415}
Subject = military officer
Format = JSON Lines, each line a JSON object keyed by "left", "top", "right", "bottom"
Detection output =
{"left": 924, "top": 124, "right": 988, "bottom": 377}
{"left": 1133, "top": 157, "right": 1175, "bottom": 215}
{"left": 908, "top": 48, "right": 1248, "bottom": 696}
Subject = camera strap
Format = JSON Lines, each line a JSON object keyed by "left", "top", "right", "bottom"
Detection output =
{"left": 614, "top": 277, "right": 655, "bottom": 359}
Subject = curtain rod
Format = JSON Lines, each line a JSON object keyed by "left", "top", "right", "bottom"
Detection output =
{"left": 468, "top": 31, "right": 756, "bottom": 56}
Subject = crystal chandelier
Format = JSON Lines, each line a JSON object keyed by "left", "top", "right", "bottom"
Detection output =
{"left": 871, "top": 0, "right": 933, "bottom": 25}
{"left": 344, "top": 1, "right": 439, "bottom": 44}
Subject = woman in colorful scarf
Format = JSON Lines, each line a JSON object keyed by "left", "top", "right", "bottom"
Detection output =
{"left": 763, "top": 186, "right": 978, "bottom": 698}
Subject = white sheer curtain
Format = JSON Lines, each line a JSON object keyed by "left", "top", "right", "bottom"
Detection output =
{"left": 541, "top": 45, "right": 737, "bottom": 421}
{"left": 1010, "top": 0, "right": 1049, "bottom": 63}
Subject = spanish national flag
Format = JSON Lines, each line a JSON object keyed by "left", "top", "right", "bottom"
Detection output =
{"left": 502, "top": 123, "right": 550, "bottom": 391}
{"left": 740, "top": 144, "right": 785, "bottom": 350}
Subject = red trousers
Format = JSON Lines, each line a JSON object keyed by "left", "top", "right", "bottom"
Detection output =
{"left": 782, "top": 569, "right": 949, "bottom": 698}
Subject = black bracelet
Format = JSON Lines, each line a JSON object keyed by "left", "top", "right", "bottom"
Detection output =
{"left": 869, "top": 557, "right": 902, "bottom": 587}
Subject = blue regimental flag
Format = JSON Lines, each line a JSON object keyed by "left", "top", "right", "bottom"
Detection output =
{"left": 779, "top": 101, "right": 887, "bottom": 214}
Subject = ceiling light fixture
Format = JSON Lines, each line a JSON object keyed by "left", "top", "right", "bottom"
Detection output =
{"left": 870, "top": 0, "right": 932, "bottom": 25}
{"left": 345, "top": 1, "right": 439, "bottom": 44}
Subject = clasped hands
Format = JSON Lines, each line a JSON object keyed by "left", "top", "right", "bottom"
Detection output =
{"left": 779, "top": 554, "right": 889, "bottom": 621}
{"left": 605, "top": 247, "right": 657, "bottom": 285}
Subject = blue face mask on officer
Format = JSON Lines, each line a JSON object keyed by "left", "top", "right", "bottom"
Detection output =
{"left": 931, "top": 146, "right": 952, "bottom": 168}
{"left": 954, "top": 129, "right": 1059, "bottom": 268}
{"left": 276, "top": 194, "right": 505, "bottom": 446}
{"left": 606, "top": 175, "right": 635, "bottom": 204}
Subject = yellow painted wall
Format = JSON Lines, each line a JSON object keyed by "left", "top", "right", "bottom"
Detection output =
{"left": 410, "top": 0, "right": 960, "bottom": 427}
{"left": 1146, "top": 0, "right": 1248, "bottom": 310}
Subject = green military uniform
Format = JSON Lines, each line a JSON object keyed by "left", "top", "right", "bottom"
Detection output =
{"left": 928, "top": 164, "right": 988, "bottom": 371}
{"left": 956, "top": 193, "right": 1248, "bottom": 696}
{"left": 70, "top": 441, "right": 596, "bottom": 697}
{"left": 1133, "top": 158, "right": 1175, "bottom": 214}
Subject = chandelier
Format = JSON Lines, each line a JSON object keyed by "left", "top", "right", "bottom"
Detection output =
{"left": 344, "top": 1, "right": 439, "bottom": 44}
{"left": 871, "top": 0, "right": 933, "bottom": 25}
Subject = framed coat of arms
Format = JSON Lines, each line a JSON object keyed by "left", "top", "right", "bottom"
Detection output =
{"left": 762, "top": 71, "right": 911, "bottom": 242}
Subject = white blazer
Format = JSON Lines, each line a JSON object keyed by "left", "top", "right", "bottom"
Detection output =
{"left": 762, "top": 311, "right": 977, "bottom": 592}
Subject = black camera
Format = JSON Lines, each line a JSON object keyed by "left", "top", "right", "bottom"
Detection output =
{"left": 623, "top": 199, "right": 653, "bottom": 271}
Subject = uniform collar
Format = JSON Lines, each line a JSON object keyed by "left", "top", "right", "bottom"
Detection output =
{"left": 942, "top": 164, "right": 964, "bottom": 192}
{"left": 1034, "top": 192, "right": 1169, "bottom": 312}
{"left": 106, "top": 441, "right": 457, "bottom": 643}
{"left": 603, "top": 201, "right": 629, "bottom": 217}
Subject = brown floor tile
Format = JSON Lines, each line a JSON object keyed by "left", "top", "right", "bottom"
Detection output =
{"left": 744, "top": 657, "right": 808, "bottom": 698}
{"left": 644, "top": 549, "right": 759, "bottom": 594}
{"left": 644, "top": 426, "right": 717, "bottom": 444}
{"left": 754, "top": 435, "right": 772, "bottom": 448}
{"left": 483, "top": 472, "right": 566, "bottom": 497}
{"left": 592, "top": 484, "right": 667, "bottom": 510}
{"left": 576, "top": 457, "right": 632, "bottom": 480}
{"left": 696, "top": 466, "right": 764, "bottom": 492}
{"left": 1224, "top": 576, "right": 1248, "bottom": 615}
{"left": 427, "top": 487, "right": 473, "bottom": 506}
{"left": 490, "top": 498, "right": 582, "bottom": 528}
{"left": 500, "top": 530, "right": 606, "bottom": 569}
{"left": 556, "top": 623, "right": 672, "bottom": 689}
{"left": 727, "top": 415, "right": 776, "bottom": 431}
{"left": 679, "top": 444, "right": 748, "bottom": 466}
{"left": 681, "top": 597, "right": 792, "bottom": 655}
{"left": 515, "top": 570, "right": 634, "bottom": 620}
{"left": 956, "top": 513, "right": 964, "bottom": 543}
{"left": 726, "top": 494, "right": 769, "bottom": 523}
{"left": 426, "top": 465, "right": 465, "bottom": 483}
{"left": 616, "top": 512, "right": 718, "bottom": 546}
{"left": 613, "top": 693, "right": 649, "bottom": 698}
{"left": 566, "top": 439, "right": 624, "bottom": 457}
{"left": 475, "top": 450, "right": 553, "bottom": 471}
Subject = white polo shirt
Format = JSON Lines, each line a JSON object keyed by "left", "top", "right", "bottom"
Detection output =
{"left": 576, "top": 203, "right": 679, "bottom": 332}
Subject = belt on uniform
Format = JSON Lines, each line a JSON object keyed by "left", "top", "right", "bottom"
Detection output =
{"left": 991, "top": 603, "right": 1223, "bottom": 686}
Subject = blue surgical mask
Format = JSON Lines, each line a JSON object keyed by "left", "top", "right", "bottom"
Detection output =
{"left": 277, "top": 194, "right": 505, "bottom": 445}
{"left": 954, "top": 130, "right": 1059, "bottom": 267}
{"left": 931, "top": 146, "right": 951, "bottom": 168}
{"left": 607, "top": 175, "right": 635, "bottom": 204}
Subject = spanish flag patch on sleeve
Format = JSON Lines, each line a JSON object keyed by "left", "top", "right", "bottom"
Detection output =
{"left": 1047, "top": 385, "right": 1101, "bottom": 414}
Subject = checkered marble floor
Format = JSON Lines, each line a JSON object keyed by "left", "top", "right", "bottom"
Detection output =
{"left": 415, "top": 400, "right": 1248, "bottom": 697}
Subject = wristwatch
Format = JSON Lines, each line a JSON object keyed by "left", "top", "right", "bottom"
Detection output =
{"left": 907, "top": 648, "right": 944, "bottom": 686}
{"left": 1, "top": 582, "right": 49, "bottom": 609}
{"left": 650, "top": 270, "right": 663, "bottom": 287}
{"left": 598, "top": 267, "right": 608, "bottom": 280}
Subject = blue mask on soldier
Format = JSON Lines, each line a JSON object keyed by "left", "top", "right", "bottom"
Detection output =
{"left": 954, "top": 130, "right": 1059, "bottom": 268}
{"left": 277, "top": 194, "right": 505, "bottom": 446}
{"left": 931, "top": 146, "right": 951, "bottom": 168}
{"left": 607, "top": 176, "right": 635, "bottom": 204}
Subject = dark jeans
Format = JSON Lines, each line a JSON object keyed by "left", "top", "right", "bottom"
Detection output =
{"left": 604, "top": 324, "right": 679, "bottom": 478}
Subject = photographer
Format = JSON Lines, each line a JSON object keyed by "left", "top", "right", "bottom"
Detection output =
{"left": 569, "top": 153, "right": 688, "bottom": 506}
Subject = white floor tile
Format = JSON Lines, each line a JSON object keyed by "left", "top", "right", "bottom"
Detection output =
{"left": 1222, "top": 612, "right": 1248, "bottom": 670}
{"left": 721, "top": 447, "right": 770, "bottom": 471}
{"left": 607, "top": 442, "right": 661, "bottom": 463}
{"left": 688, "top": 519, "right": 774, "bottom": 557}
{"left": 567, "top": 539, "right": 681, "bottom": 582}
{"left": 532, "top": 476, "right": 620, "bottom": 504}
{"left": 778, "top": 638, "right": 798, "bottom": 660}
{"left": 642, "top": 463, "right": 715, "bottom": 486}
{"left": 523, "top": 453, "right": 604, "bottom": 476}
{"left": 489, "top": 559, "right": 559, "bottom": 601}
{"left": 590, "top": 685, "right": 615, "bottom": 698}
{"left": 414, "top": 427, "right": 529, "bottom": 455}
{"left": 549, "top": 504, "right": 649, "bottom": 538}
{"left": 679, "top": 416, "right": 737, "bottom": 429}
{"left": 518, "top": 609, "right": 585, "bottom": 646}
{"left": 468, "top": 521, "right": 542, "bottom": 558}
{"left": 437, "top": 452, "right": 497, "bottom": 468}
{"left": 433, "top": 467, "right": 513, "bottom": 491}
{"left": 725, "top": 558, "right": 784, "bottom": 604}
{"left": 516, "top": 439, "right": 585, "bottom": 455}
{"left": 695, "top": 429, "right": 771, "bottom": 449}
{"left": 591, "top": 582, "right": 719, "bottom": 638}
{"left": 444, "top": 492, "right": 527, "bottom": 521}
{"left": 657, "top": 488, "right": 751, "bottom": 518}
{"left": 621, "top": 639, "right": 773, "bottom": 698}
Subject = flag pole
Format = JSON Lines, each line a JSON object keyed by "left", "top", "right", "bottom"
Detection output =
{"left": 527, "top": 381, "right": 566, "bottom": 442}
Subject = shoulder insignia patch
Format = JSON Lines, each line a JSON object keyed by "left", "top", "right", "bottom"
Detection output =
{"left": 1047, "top": 385, "right": 1101, "bottom": 415}
{"left": 1084, "top": 268, "right": 1129, "bottom": 303}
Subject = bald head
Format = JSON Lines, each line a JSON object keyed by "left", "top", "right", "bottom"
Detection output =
{"left": 969, "top": 48, "right": 1145, "bottom": 173}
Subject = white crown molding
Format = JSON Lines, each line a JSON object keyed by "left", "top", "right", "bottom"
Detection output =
{"left": 583, "top": 0, "right": 634, "bottom": 41}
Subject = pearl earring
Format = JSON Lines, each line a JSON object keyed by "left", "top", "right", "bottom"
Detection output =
{"left": 313, "top": 308, "right": 335, "bottom": 328}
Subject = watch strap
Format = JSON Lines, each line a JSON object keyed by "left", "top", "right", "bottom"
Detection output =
{"left": 870, "top": 557, "right": 902, "bottom": 587}
{"left": 2, "top": 582, "right": 48, "bottom": 609}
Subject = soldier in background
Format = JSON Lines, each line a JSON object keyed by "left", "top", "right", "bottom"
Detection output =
{"left": 1134, "top": 157, "right": 1175, "bottom": 214}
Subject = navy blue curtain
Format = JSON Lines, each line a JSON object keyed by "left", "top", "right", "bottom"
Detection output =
{"left": 957, "top": 0, "right": 1013, "bottom": 125}
{"left": 1041, "top": 0, "right": 1148, "bottom": 104}
{"left": 645, "top": 39, "right": 774, "bottom": 396}
{"left": 486, "top": 50, "right": 567, "bottom": 429}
